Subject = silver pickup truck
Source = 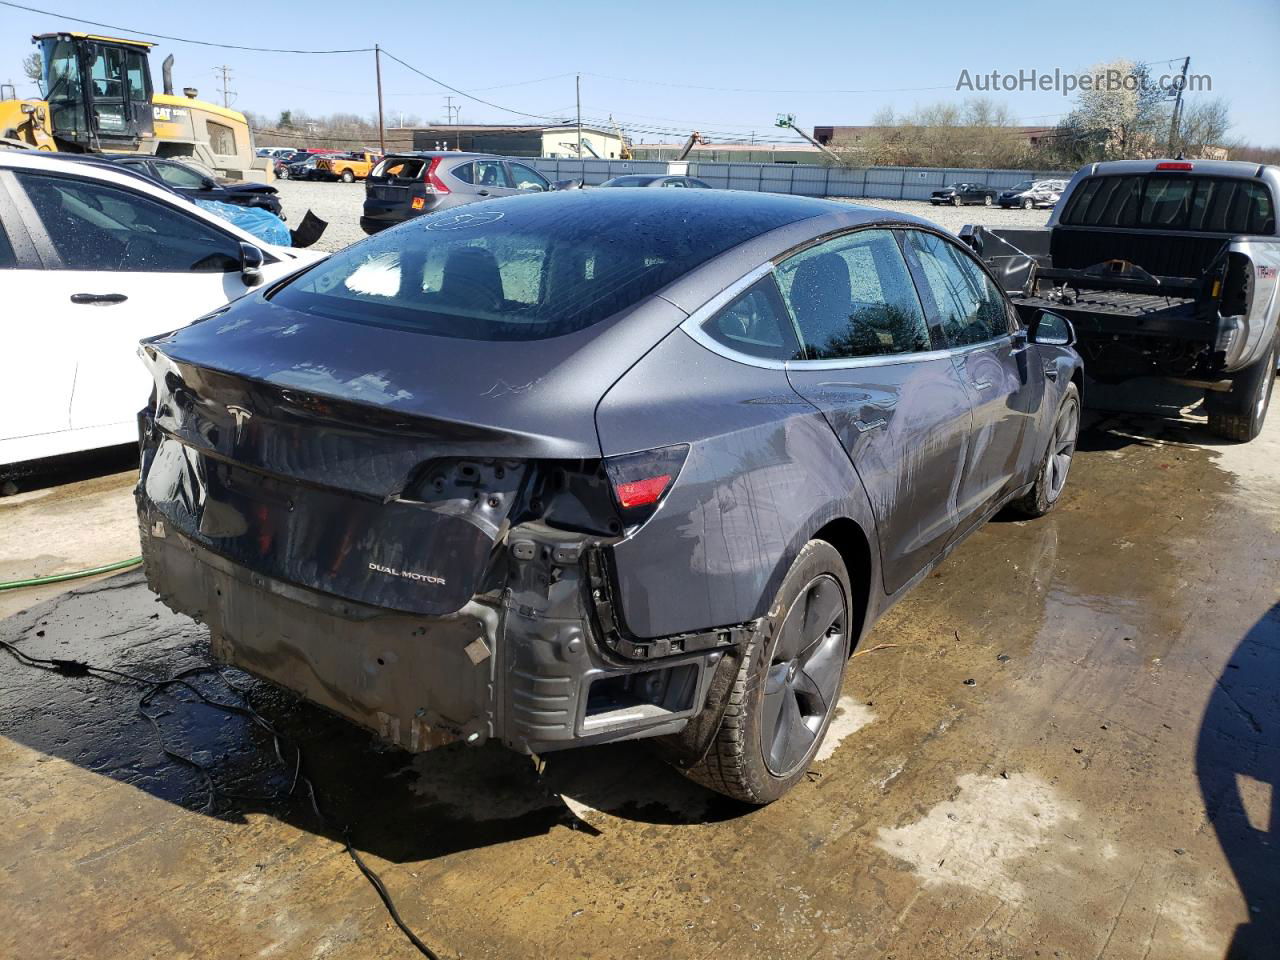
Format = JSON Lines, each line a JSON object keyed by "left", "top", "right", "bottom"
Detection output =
{"left": 962, "top": 159, "right": 1279, "bottom": 441}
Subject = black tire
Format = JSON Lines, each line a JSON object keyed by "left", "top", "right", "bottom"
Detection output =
{"left": 984, "top": 194, "right": 993, "bottom": 206}
{"left": 1023, "top": 198, "right": 1034, "bottom": 210}
{"left": 681, "top": 540, "right": 852, "bottom": 804}
{"left": 340, "top": 169, "right": 355, "bottom": 183}
{"left": 277, "top": 167, "right": 289, "bottom": 180}
{"left": 1206, "top": 339, "right": 1276, "bottom": 442}
{"left": 953, "top": 195, "right": 963, "bottom": 207}
{"left": 1009, "top": 382, "right": 1081, "bottom": 518}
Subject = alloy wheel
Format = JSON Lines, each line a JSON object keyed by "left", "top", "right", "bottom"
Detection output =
{"left": 761, "top": 574, "right": 848, "bottom": 777}
{"left": 1047, "top": 397, "right": 1080, "bottom": 501}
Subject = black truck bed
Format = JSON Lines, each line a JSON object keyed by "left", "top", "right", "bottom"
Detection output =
{"left": 1011, "top": 288, "right": 1206, "bottom": 340}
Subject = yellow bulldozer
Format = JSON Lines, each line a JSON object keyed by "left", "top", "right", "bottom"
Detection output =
{"left": 0, "top": 32, "right": 270, "bottom": 182}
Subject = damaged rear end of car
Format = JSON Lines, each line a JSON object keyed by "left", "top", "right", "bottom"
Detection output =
{"left": 133, "top": 189, "right": 811, "bottom": 759}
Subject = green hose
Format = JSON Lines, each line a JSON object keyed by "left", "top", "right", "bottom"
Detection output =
{"left": 0, "top": 556, "right": 143, "bottom": 592}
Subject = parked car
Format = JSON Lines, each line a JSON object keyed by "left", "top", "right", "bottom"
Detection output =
{"left": 282, "top": 154, "right": 327, "bottom": 181}
{"left": 273, "top": 151, "right": 314, "bottom": 179}
{"left": 316, "top": 151, "right": 381, "bottom": 183}
{"left": 107, "top": 156, "right": 284, "bottom": 219}
{"left": 598, "top": 175, "right": 712, "bottom": 189}
{"left": 963, "top": 158, "right": 1280, "bottom": 441}
{"left": 0, "top": 150, "right": 323, "bottom": 476}
{"left": 360, "top": 152, "right": 566, "bottom": 234}
{"left": 135, "top": 189, "right": 1082, "bottom": 804}
{"left": 931, "top": 182, "right": 998, "bottom": 206}
{"left": 997, "top": 179, "right": 1068, "bottom": 210}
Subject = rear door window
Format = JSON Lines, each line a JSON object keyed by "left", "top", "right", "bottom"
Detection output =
{"left": 450, "top": 162, "right": 474, "bottom": 184}
{"left": 776, "top": 228, "right": 931, "bottom": 360}
{"left": 473, "top": 160, "right": 512, "bottom": 188}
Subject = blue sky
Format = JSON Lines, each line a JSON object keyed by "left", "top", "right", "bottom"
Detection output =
{"left": 3, "top": 0, "right": 1278, "bottom": 145}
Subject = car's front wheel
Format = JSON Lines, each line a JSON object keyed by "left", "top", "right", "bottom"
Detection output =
{"left": 953, "top": 195, "right": 963, "bottom": 207}
{"left": 681, "top": 539, "right": 852, "bottom": 804}
{"left": 1023, "top": 198, "right": 1034, "bottom": 210}
{"left": 984, "top": 194, "right": 993, "bottom": 206}
{"left": 1009, "top": 382, "right": 1080, "bottom": 518}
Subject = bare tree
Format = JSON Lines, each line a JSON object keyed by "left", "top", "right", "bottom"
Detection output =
{"left": 22, "top": 52, "right": 42, "bottom": 95}
{"left": 1176, "top": 97, "right": 1232, "bottom": 157}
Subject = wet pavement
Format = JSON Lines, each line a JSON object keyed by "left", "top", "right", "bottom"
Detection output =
{"left": 1, "top": 400, "right": 1277, "bottom": 959}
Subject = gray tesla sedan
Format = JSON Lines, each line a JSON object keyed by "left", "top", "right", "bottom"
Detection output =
{"left": 135, "top": 189, "right": 1082, "bottom": 803}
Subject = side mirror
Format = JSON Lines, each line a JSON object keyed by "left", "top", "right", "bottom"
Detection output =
{"left": 20, "top": 103, "right": 36, "bottom": 116}
{"left": 239, "top": 242, "right": 265, "bottom": 286}
{"left": 1028, "top": 309, "right": 1075, "bottom": 346}
{"left": 200, "top": 177, "right": 217, "bottom": 190}
{"left": 551, "top": 178, "right": 583, "bottom": 191}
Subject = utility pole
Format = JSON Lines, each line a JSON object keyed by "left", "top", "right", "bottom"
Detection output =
{"left": 444, "top": 96, "right": 459, "bottom": 125}
{"left": 374, "top": 44, "right": 386, "bottom": 157}
{"left": 1167, "top": 56, "right": 1190, "bottom": 155}
{"left": 214, "top": 65, "right": 235, "bottom": 108}
{"left": 575, "top": 73, "right": 582, "bottom": 160}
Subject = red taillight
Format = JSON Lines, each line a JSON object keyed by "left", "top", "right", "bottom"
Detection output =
{"left": 1156, "top": 161, "right": 1194, "bottom": 171}
{"left": 614, "top": 474, "right": 672, "bottom": 509}
{"left": 425, "top": 156, "right": 451, "bottom": 194}
{"left": 604, "top": 444, "right": 689, "bottom": 523}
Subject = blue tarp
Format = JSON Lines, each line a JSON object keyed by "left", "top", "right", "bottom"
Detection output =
{"left": 195, "top": 199, "right": 291, "bottom": 248}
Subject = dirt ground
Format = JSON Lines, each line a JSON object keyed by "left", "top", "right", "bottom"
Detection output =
{"left": 1, "top": 388, "right": 1276, "bottom": 959}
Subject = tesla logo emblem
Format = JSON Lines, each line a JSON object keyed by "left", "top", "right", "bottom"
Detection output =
{"left": 424, "top": 210, "right": 505, "bottom": 231}
{"left": 226, "top": 405, "right": 252, "bottom": 444}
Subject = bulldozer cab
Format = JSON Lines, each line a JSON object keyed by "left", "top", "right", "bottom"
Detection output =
{"left": 35, "top": 33, "right": 154, "bottom": 149}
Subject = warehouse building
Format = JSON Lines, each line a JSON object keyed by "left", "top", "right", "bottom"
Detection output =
{"left": 407, "top": 124, "right": 625, "bottom": 158}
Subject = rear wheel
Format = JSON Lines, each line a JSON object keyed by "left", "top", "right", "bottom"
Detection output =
{"left": 1009, "top": 382, "right": 1080, "bottom": 518}
{"left": 1206, "top": 339, "right": 1276, "bottom": 442}
{"left": 681, "top": 540, "right": 852, "bottom": 804}
{"left": 341, "top": 169, "right": 355, "bottom": 183}
{"left": 984, "top": 194, "right": 993, "bottom": 206}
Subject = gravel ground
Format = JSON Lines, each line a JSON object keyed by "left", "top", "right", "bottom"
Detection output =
{"left": 273, "top": 179, "right": 1053, "bottom": 255}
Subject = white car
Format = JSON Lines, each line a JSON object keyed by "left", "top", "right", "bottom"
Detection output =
{"left": 0, "top": 151, "right": 324, "bottom": 475}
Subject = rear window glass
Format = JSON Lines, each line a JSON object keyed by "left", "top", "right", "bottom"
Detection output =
{"left": 270, "top": 192, "right": 822, "bottom": 341}
{"left": 375, "top": 158, "right": 427, "bottom": 180}
{"left": 603, "top": 176, "right": 657, "bottom": 187}
{"left": 1061, "top": 175, "right": 1276, "bottom": 234}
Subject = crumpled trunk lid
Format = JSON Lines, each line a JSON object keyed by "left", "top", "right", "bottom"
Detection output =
{"left": 135, "top": 298, "right": 676, "bottom": 614}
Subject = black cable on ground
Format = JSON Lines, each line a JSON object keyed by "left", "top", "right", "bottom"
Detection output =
{"left": 0, "top": 638, "right": 441, "bottom": 960}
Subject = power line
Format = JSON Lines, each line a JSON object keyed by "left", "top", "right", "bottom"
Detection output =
{"left": 0, "top": 0, "right": 374, "bottom": 53}
{"left": 378, "top": 48, "right": 561, "bottom": 121}
{"left": 583, "top": 71, "right": 955, "bottom": 96}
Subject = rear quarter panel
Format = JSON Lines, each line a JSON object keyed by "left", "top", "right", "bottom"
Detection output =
{"left": 595, "top": 328, "right": 882, "bottom": 641}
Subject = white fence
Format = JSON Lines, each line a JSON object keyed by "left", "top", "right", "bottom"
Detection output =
{"left": 530, "top": 157, "right": 1070, "bottom": 200}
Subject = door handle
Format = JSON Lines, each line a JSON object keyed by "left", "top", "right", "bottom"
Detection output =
{"left": 477, "top": 189, "right": 490, "bottom": 196}
{"left": 854, "top": 417, "right": 887, "bottom": 433}
{"left": 70, "top": 293, "right": 128, "bottom": 305}
{"left": 971, "top": 378, "right": 993, "bottom": 390}
{"left": 1043, "top": 363, "right": 1059, "bottom": 382}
